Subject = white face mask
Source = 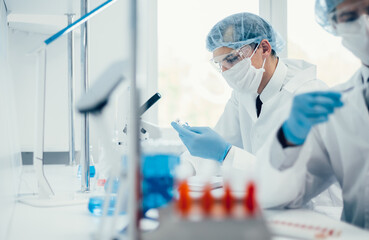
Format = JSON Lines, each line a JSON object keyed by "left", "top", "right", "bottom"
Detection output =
{"left": 336, "top": 15, "right": 369, "bottom": 66}
{"left": 222, "top": 47, "right": 266, "bottom": 94}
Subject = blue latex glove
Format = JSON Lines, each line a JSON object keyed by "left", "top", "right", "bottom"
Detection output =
{"left": 171, "top": 122, "right": 231, "bottom": 162}
{"left": 283, "top": 91, "right": 344, "bottom": 145}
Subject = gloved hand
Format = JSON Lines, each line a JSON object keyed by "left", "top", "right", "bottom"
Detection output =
{"left": 171, "top": 122, "right": 231, "bottom": 162}
{"left": 283, "top": 91, "right": 343, "bottom": 145}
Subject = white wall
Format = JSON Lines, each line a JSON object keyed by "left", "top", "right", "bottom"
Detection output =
{"left": 0, "top": 0, "right": 22, "bottom": 238}
{"left": 9, "top": 28, "right": 82, "bottom": 152}
{"left": 8, "top": 0, "right": 153, "bottom": 153}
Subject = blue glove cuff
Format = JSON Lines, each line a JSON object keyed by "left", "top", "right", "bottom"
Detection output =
{"left": 220, "top": 144, "right": 232, "bottom": 162}
{"left": 282, "top": 121, "right": 305, "bottom": 146}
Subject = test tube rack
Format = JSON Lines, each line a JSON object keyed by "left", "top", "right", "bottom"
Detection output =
{"left": 142, "top": 181, "right": 272, "bottom": 240}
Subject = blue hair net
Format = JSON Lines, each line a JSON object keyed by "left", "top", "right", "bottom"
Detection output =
{"left": 206, "top": 12, "right": 285, "bottom": 53}
{"left": 315, "top": 0, "right": 344, "bottom": 34}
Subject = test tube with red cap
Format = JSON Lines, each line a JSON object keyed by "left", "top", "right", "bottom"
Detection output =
{"left": 244, "top": 181, "right": 258, "bottom": 216}
{"left": 201, "top": 183, "right": 214, "bottom": 216}
{"left": 177, "top": 180, "right": 192, "bottom": 217}
{"left": 222, "top": 182, "right": 235, "bottom": 216}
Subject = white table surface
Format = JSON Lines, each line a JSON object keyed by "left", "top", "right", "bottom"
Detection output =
{"left": 7, "top": 165, "right": 369, "bottom": 240}
{"left": 8, "top": 165, "right": 97, "bottom": 240}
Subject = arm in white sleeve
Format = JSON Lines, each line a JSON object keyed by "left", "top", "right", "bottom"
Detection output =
{"left": 256, "top": 126, "right": 336, "bottom": 209}
{"left": 269, "top": 126, "right": 303, "bottom": 170}
{"left": 180, "top": 151, "right": 221, "bottom": 176}
{"left": 256, "top": 129, "right": 305, "bottom": 208}
{"left": 286, "top": 127, "right": 337, "bottom": 208}
{"left": 269, "top": 78, "right": 328, "bottom": 170}
{"left": 222, "top": 146, "right": 256, "bottom": 171}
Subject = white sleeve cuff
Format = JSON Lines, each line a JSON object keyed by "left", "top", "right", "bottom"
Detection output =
{"left": 270, "top": 134, "right": 302, "bottom": 171}
{"left": 180, "top": 151, "right": 221, "bottom": 176}
{"left": 222, "top": 146, "right": 256, "bottom": 171}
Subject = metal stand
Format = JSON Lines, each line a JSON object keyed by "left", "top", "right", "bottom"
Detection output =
{"left": 66, "top": 13, "right": 76, "bottom": 166}
{"left": 25, "top": 0, "right": 117, "bottom": 207}
{"left": 81, "top": 0, "right": 90, "bottom": 192}
{"left": 127, "top": 0, "right": 141, "bottom": 239}
{"left": 33, "top": 47, "right": 54, "bottom": 199}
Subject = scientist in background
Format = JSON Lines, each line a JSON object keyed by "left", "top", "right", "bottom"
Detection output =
{"left": 171, "top": 12, "right": 341, "bottom": 206}
{"left": 171, "top": 12, "right": 327, "bottom": 172}
{"left": 260, "top": 0, "right": 369, "bottom": 229}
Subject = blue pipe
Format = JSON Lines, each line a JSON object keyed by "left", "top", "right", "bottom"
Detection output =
{"left": 44, "top": 0, "right": 116, "bottom": 45}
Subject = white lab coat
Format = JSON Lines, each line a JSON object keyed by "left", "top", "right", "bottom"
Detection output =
{"left": 181, "top": 58, "right": 343, "bottom": 209}
{"left": 184, "top": 58, "right": 326, "bottom": 174}
{"left": 259, "top": 66, "right": 369, "bottom": 229}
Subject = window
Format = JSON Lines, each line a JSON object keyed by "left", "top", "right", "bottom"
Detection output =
{"left": 287, "top": 0, "right": 361, "bottom": 87}
{"left": 157, "top": 0, "right": 259, "bottom": 126}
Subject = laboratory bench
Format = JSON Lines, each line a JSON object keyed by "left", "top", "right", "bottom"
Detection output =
{"left": 7, "top": 165, "right": 369, "bottom": 240}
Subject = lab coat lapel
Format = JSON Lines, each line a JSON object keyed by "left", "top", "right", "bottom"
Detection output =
{"left": 238, "top": 59, "right": 288, "bottom": 122}
{"left": 259, "top": 59, "right": 287, "bottom": 104}
{"left": 239, "top": 92, "right": 258, "bottom": 122}
{"left": 283, "top": 64, "right": 317, "bottom": 93}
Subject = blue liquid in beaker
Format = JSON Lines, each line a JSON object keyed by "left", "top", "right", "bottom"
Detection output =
{"left": 142, "top": 154, "right": 179, "bottom": 213}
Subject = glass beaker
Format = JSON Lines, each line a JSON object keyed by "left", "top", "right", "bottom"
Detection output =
{"left": 141, "top": 139, "right": 182, "bottom": 213}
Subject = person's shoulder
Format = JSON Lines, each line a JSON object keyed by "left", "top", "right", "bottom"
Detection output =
{"left": 280, "top": 58, "right": 321, "bottom": 94}
{"left": 330, "top": 68, "right": 363, "bottom": 92}
{"left": 293, "top": 79, "right": 327, "bottom": 95}
{"left": 293, "top": 66, "right": 362, "bottom": 94}
{"left": 280, "top": 58, "right": 316, "bottom": 72}
{"left": 280, "top": 58, "right": 317, "bottom": 84}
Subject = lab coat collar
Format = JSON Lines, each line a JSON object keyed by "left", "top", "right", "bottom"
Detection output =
{"left": 238, "top": 59, "right": 287, "bottom": 122}
{"left": 259, "top": 58, "right": 287, "bottom": 103}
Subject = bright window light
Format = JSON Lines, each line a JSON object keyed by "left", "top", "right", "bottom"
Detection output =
{"left": 287, "top": 0, "right": 361, "bottom": 87}
{"left": 157, "top": 0, "right": 259, "bottom": 126}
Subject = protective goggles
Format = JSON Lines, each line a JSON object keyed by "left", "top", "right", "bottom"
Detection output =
{"left": 209, "top": 44, "right": 255, "bottom": 72}
{"left": 329, "top": 0, "right": 369, "bottom": 27}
